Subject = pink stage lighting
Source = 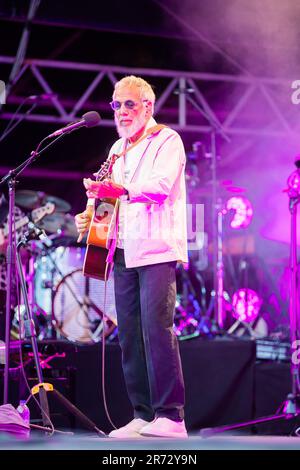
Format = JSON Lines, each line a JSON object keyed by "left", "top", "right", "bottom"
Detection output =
{"left": 232, "top": 288, "right": 262, "bottom": 323}
{"left": 226, "top": 196, "right": 253, "bottom": 229}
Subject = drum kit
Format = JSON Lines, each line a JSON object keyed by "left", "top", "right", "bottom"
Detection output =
{"left": 12, "top": 190, "right": 118, "bottom": 345}
{"left": 12, "top": 167, "right": 256, "bottom": 345}
{"left": 173, "top": 149, "right": 262, "bottom": 339}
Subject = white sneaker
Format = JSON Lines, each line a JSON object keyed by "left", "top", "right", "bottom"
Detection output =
{"left": 108, "top": 418, "right": 150, "bottom": 438}
{"left": 140, "top": 417, "right": 188, "bottom": 438}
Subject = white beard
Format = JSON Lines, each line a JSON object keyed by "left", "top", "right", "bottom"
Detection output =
{"left": 115, "top": 109, "right": 148, "bottom": 139}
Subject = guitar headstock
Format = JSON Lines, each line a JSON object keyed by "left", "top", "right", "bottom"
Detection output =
{"left": 95, "top": 153, "right": 119, "bottom": 181}
{"left": 31, "top": 202, "right": 56, "bottom": 223}
{"left": 107, "top": 153, "right": 119, "bottom": 174}
{"left": 44, "top": 202, "right": 56, "bottom": 215}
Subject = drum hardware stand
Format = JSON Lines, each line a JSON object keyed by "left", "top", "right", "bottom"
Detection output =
{"left": 226, "top": 289, "right": 260, "bottom": 339}
{"left": 218, "top": 207, "right": 258, "bottom": 338}
{"left": 199, "top": 164, "right": 300, "bottom": 437}
{"left": 178, "top": 264, "right": 197, "bottom": 309}
{"left": 179, "top": 266, "right": 215, "bottom": 337}
{"left": 216, "top": 198, "right": 227, "bottom": 330}
{"left": 45, "top": 248, "right": 86, "bottom": 309}
{"left": 1, "top": 175, "right": 17, "bottom": 405}
{"left": 227, "top": 317, "right": 257, "bottom": 338}
{"left": 203, "top": 197, "right": 234, "bottom": 334}
{"left": 15, "top": 224, "right": 106, "bottom": 435}
{"left": 182, "top": 88, "right": 230, "bottom": 331}
{"left": 176, "top": 265, "right": 200, "bottom": 334}
{"left": 37, "top": 245, "right": 108, "bottom": 342}
{"left": 42, "top": 248, "right": 105, "bottom": 337}
{"left": 0, "top": 123, "right": 103, "bottom": 428}
{"left": 16, "top": 229, "right": 51, "bottom": 428}
{"left": 0, "top": 131, "right": 69, "bottom": 404}
{"left": 194, "top": 271, "right": 208, "bottom": 317}
{"left": 25, "top": 240, "right": 50, "bottom": 339}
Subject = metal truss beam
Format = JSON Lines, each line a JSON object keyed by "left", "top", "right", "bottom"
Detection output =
{"left": 0, "top": 55, "right": 296, "bottom": 138}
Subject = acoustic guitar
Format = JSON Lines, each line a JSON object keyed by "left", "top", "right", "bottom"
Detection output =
{"left": 83, "top": 154, "right": 119, "bottom": 280}
{"left": 82, "top": 124, "right": 167, "bottom": 280}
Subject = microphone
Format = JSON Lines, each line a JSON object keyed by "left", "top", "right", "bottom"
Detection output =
{"left": 192, "top": 141, "right": 206, "bottom": 160}
{"left": 48, "top": 111, "right": 101, "bottom": 138}
{"left": 294, "top": 159, "right": 300, "bottom": 169}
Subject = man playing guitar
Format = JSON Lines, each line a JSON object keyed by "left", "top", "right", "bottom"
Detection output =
{"left": 75, "top": 75, "right": 188, "bottom": 439}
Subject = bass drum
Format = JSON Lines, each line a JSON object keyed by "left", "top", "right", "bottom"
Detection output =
{"left": 52, "top": 268, "right": 117, "bottom": 344}
{"left": 34, "top": 245, "right": 86, "bottom": 316}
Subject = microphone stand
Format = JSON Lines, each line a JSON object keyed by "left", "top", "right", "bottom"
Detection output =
{"left": 199, "top": 166, "right": 300, "bottom": 437}
{"left": 16, "top": 230, "right": 52, "bottom": 427}
{"left": 1, "top": 128, "right": 106, "bottom": 435}
{"left": 0, "top": 133, "right": 65, "bottom": 405}
{"left": 0, "top": 101, "right": 37, "bottom": 143}
{"left": 15, "top": 228, "right": 105, "bottom": 435}
{"left": 183, "top": 89, "right": 230, "bottom": 330}
{"left": 0, "top": 93, "right": 59, "bottom": 144}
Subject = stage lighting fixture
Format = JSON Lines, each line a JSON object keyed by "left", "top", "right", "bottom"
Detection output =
{"left": 232, "top": 288, "right": 262, "bottom": 323}
{"left": 286, "top": 168, "right": 300, "bottom": 196}
{"left": 226, "top": 196, "right": 253, "bottom": 229}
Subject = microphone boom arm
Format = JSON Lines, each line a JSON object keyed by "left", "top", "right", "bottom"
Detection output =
{"left": 0, "top": 133, "right": 65, "bottom": 187}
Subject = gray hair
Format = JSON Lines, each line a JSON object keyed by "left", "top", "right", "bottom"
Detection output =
{"left": 113, "top": 75, "right": 156, "bottom": 107}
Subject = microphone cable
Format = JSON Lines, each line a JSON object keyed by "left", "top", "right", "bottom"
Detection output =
{"left": 0, "top": 97, "right": 37, "bottom": 143}
{"left": 100, "top": 261, "right": 118, "bottom": 430}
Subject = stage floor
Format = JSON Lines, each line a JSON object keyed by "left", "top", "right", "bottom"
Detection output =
{"left": 1, "top": 430, "right": 300, "bottom": 451}
{"left": 1, "top": 337, "right": 297, "bottom": 437}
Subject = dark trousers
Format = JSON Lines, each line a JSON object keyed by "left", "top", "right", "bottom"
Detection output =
{"left": 113, "top": 248, "right": 185, "bottom": 422}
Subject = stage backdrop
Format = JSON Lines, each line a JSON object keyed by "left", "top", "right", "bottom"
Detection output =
{"left": 1, "top": 337, "right": 295, "bottom": 434}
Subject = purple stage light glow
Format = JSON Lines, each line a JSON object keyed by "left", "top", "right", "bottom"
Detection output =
{"left": 226, "top": 196, "right": 253, "bottom": 229}
{"left": 232, "top": 288, "right": 262, "bottom": 323}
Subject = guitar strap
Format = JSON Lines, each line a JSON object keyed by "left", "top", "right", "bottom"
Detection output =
{"left": 90, "top": 127, "right": 169, "bottom": 345}
{"left": 114, "top": 124, "right": 168, "bottom": 160}
{"left": 91, "top": 126, "right": 169, "bottom": 349}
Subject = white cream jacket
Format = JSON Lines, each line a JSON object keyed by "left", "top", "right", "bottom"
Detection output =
{"left": 106, "top": 118, "right": 188, "bottom": 268}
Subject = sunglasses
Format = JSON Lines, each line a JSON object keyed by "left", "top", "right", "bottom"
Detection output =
{"left": 109, "top": 99, "right": 148, "bottom": 111}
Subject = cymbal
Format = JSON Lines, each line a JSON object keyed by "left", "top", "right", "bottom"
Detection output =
{"left": 220, "top": 180, "right": 246, "bottom": 194}
{"left": 37, "top": 212, "right": 78, "bottom": 238}
{"left": 59, "top": 213, "right": 78, "bottom": 238}
{"left": 187, "top": 179, "right": 246, "bottom": 198}
{"left": 15, "top": 190, "right": 71, "bottom": 212}
{"left": 208, "top": 234, "right": 255, "bottom": 255}
{"left": 36, "top": 213, "right": 65, "bottom": 234}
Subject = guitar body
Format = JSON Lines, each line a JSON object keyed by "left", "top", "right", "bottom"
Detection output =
{"left": 83, "top": 198, "right": 116, "bottom": 280}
